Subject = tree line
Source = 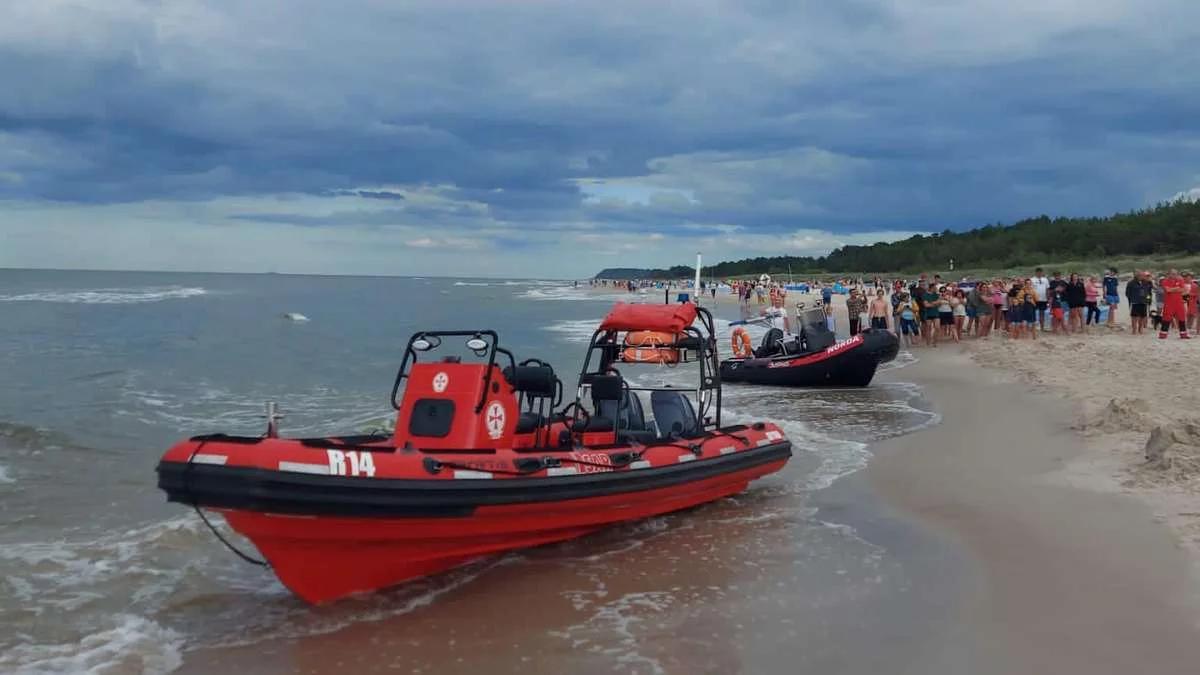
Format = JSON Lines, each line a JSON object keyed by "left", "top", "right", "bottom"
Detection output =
{"left": 593, "top": 199, "right": 1200, "bottom": 279}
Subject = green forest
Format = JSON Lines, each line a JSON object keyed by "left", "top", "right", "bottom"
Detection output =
{"left": 595, "top": 199, "right": 1200, "bottom": 279}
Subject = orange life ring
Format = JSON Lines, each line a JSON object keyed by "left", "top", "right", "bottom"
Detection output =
{"left": 731, "top": 327, "right": 752, "bottom": 357}
{"left": 621, "top": 347, "right": 680, "bottom": 364}
{"left": 624, "top": 330, "right": 678, "bottom": 347}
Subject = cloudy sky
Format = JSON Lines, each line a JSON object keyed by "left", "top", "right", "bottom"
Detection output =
{"left": 2, "top": 1, "right": 1198, "bottom": 277}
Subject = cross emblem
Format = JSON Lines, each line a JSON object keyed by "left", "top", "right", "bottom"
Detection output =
{"left": 485, "top": 401, "right": 505, "bottom": 438}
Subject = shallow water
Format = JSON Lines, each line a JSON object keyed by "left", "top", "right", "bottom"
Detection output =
{"left": 0, "top": 270, "right": 948, "bottom": 674}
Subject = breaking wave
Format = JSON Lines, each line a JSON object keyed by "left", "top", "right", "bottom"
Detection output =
{"left": 0, "top": 287, "right": 208, "bottom": 305}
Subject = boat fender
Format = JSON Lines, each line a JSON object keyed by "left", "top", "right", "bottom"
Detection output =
{"left": 609, "top": 451, "right": 641, "bottom": 467}
{"left": 513, "top": 457, "right": 547, "bottom": 474}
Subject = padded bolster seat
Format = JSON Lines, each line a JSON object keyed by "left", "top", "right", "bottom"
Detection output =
{"left": 503, "top": 365, "right": 558, "bottom": 397}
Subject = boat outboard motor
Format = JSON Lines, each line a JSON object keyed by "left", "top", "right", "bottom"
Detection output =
{"left": 650, "top": 390, "right": 698, "bottom": 438}
{"left": 755, "top": 328, "right": 785, "bottom": 357}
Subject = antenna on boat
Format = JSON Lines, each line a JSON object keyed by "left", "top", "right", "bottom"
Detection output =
{"left": 264, "top": 401, "right": 283, "bottom": 438}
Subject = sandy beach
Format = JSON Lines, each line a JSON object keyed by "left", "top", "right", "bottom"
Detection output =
{"left": 712, "top": 285, "right": 1200, "bottom": 670}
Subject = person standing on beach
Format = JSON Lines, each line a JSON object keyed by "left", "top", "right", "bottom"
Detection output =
{"left": 1084, "top": 276, "right": 1101, "bottom": 328}
{"left": 1103, "top": 268, "right": 1120, "bottom": 327}
{"left": 1185, "top": 272, "right": 1199, "bottom": 334}
{"left": 1159, "top": 268, "right": 1190, "bottom": 340}
{"left": 1031, "top": 268, "right": 1051, "bottom": 331}
{"left": 968, "top": 283, "right": 992, "bottom": 337}
{"left": 991, "top": 279, "right": 1006, "bottom": 332}
{"left": 1064, "top": 273, "right": 1086, "bottom": 334}
{"left": 1126, "top": 271, "right": 1152, "bottom": 335}
{"left": 923, "top": 283, "right": 940, "bottom": 346}
{"left": 846, "top": 288, "right": 867, "bottom": 336}
{"left": 950, "top": 289, "right": 967, "bottom": 342}
{"left": 869, "top": 289, "right": 890, "bottom": 331}
{"left": 895, "top": 292, "right": 919, "bottom": 348}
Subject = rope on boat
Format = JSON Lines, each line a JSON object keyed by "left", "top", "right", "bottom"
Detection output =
{"left": 185, "top": 440, "right": 271, "bottom": 568}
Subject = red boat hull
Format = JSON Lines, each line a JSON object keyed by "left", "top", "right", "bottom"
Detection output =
{"left": 221, "top": 458, "right": 785, "bottom": 603}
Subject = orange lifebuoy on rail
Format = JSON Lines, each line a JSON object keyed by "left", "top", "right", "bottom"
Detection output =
{"left": 624, "top": 331, "right": 677, "bottom": 347}
{"left": 621, "top": 347, "right": 680, "bottom": 364}
{"left": 731, "top": 327, "right": 752, "bottom": 357}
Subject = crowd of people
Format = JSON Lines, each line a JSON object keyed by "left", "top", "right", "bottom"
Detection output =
{"left": 846, "top": 268, "right": 1198, "bottom": 348}
{"left": 594, "top": 268, "right": 1200, "bottom": 348}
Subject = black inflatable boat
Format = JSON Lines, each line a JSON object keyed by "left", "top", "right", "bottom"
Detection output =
{"left": 720, "top": 308, "right": 899, "bottom": 387}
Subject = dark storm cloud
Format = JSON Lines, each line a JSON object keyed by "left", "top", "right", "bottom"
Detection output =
{"left": 2, "top": 0, "right": 1199, "bottom": 247}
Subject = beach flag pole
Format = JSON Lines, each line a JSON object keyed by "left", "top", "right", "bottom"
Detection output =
{"left": 695, "top": 252, "right": 702, "bottom": 303}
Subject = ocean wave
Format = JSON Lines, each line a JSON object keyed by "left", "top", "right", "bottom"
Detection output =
{"left": 0, "top": 614, "right": 184, "bottom": 675}
{"left": 0, "top": 287, "right": 208, "bottom": 305}
{"left": 453, "top": 281, "right": 490, "bottom": 287}
{"left": 518, "top": 287, "right": 621, "bottom": 302}
{"left": 543, "top": 319, "right": 601, "bottom": 343}
{"left": 116, "top": 378, "right": 390, "bottom": 438}
{"left": 0, "top": 465, "right": 12, "bottom": 484}
{"left": 0, "top": 421, "right": 74, "bottom": 451}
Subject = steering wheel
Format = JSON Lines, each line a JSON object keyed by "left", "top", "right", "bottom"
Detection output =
{"left": 561, "top": 401, "right": 591, "bottom": 430}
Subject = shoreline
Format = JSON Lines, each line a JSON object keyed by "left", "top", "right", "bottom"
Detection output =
{"left": 867, "top": 350, "right": 1200, "bottom": 673}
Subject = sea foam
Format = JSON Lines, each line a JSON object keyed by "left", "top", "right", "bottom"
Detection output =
{"left": 0, "top": 287, "right": 208, "bottom": 305}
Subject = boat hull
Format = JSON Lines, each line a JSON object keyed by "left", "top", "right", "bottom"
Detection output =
{"left": 159, "top": 438, "right": 790, "bottom": 603}
{"left": 222, "top": 458, "right": 783, "bottom": 603}
{"left": 720, "top": 330, "right": 899, "bottom": 387}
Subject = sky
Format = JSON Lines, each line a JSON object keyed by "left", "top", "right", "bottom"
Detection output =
{"left": 1, "top": 0, "right": 1198, "bottom": 278}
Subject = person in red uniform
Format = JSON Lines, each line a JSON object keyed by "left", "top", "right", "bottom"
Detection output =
{"left": 1159, "top": 268, "right": 1191, "bottom": 339}
{"left": 1185, "top": 271, "right": 1200, "bottom": 333}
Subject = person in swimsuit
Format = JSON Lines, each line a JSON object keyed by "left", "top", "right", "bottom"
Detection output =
{"left": 869, "top": 289, "right": 890, "bottom": 331}
{"left": 1084, "top": 276, "right": 1101, "bottom": 327}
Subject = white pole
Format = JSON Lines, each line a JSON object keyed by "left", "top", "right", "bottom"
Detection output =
{"left": 694, "top": 253, "right": 702, "bottom": 303}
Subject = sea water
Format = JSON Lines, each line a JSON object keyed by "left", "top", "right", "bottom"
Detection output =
{"left": 0, "top": 269, "right": 950, "bottom": 674}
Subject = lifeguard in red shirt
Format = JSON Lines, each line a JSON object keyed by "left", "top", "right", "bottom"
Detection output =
{"left": 1159, "top": 269, "right": 1190, "bottom": 339}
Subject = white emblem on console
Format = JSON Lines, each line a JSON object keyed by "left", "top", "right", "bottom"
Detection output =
{"left": 485, "top": 401, "right": 506, "bottom": 439}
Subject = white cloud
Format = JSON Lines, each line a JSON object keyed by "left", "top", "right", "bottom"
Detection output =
{"left": 1171, "top": 187, "right": 1200, "bottom": 203}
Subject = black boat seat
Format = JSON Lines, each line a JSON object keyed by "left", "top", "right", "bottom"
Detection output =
{"left": 503, "top": 365, "right": 558, "bottom": 398}
{"left": 516, "top": 411, "right": 543, "bottom": 434}
{"left": 650, "top": 390, "right": 699, "bottom": 438}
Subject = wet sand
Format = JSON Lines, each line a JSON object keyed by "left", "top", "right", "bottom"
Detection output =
{"left": 871, "top": 352, "right": 1200, "bottom": 674}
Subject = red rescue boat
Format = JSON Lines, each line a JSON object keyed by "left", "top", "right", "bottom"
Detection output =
{"left": 156, "top": 303, "right": 791, "bottom": 603}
